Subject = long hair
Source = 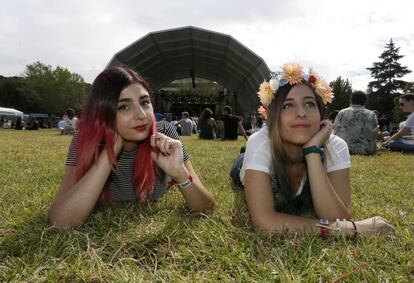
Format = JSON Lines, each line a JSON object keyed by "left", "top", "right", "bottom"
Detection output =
{"left": 198, "top": 108, "right": 213, "bottom": 126}
{"left": 267, "top": 82, "right": 325, "bottom": 214}
{"left": 76, "top": 66, "right": 156, "bottom": 201}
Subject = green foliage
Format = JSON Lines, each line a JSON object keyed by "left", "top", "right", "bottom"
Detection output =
{"left": 366, "top": 39, "right": 412, "bottom": 116}
{"left": 328, "top": 76, "right": 353, "bottom": 113}
{"left": 21, "top": 62, "right": 87, "bottom": 113}
{"left": 0, "top": 130, "right": 413, "bottom": 281}
{"left": 0, "top": 76, "right": 31, "bottom": 112}
{"left": 404, "top": 82, "right": 414, "bottom": 94}
{"left": 0, "top": 62, "right": 88, "bottom": 113}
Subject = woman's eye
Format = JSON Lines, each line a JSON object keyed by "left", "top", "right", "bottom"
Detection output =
{"left": 305, "top": 101, "right": 316, "bottom": 107}
{"left": 141, "top": 100, "right": 151, "bottom": 107}
{"left": 282, "top": 103, "right": 292, "bottom": 109}
{"left": 117, "top": 105, "right": 129, "bottom": 111}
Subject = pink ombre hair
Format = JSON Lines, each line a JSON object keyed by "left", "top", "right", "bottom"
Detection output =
{"left": 76, "top": 66, "right": 156, "bottom": 201}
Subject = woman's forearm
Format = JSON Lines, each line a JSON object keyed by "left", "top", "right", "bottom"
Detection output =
{"left": 305, "top": 154, "right": 351, "bottom": 220}
{"left": 250, "top": 210, "right": 321, "bottom": 235}
{"left": 177, "top": 163, "right": 215, "bottom": 212}
{"left": 48, "top": 150, "right": 114, "bottom": 228}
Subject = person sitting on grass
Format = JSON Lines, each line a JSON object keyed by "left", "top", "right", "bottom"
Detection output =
{"left": 232, "top": 63, "right": 393, "bottom": 237}
{"left": 217, "top": 105, "right": 248, "bottom": 141}
{"left": 177, "top": 111, "right": 193, "bottom": 136}
{"left": 48, "top": 67, "right": 215, "bottom": 228}
{"left": 198, "top": 107, "right": 217, "bottom": 140}
{"left": 27, "top": 116, "right": 39, "bottom": 130}
{"left": 382, "top": 94, "right": 414, "bottom": 153}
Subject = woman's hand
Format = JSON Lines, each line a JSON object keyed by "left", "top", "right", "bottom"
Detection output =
{"left": 304, "top": 119, "right": 333, "bottom": 148}
{"left": 150, "top": 133, "right": 188, "bottom": 181}
{"left": 354, "top": 216, "right": 394, "bottom": 236}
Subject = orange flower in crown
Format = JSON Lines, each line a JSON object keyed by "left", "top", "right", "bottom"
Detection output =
{"left": 258, "top": 105, "right": 268, "bottom": 118}
{"left": 310, "top": 72, "right": 334, "bottom": 104}
{"left": 257, "top": 63, "right": 334, "bottom": 117}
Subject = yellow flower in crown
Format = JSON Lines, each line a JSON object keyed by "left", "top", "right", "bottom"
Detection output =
{"left": 257, "top": 80, "right": 275, "bottom": 107}
{"left": 281, "top": 63, "right": 304, "bottom": 85}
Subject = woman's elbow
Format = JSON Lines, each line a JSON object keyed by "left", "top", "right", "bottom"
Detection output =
{"left": 189, "top": 198, "right": 216, "bottom": 213}
{"left": 47, "top": 208, "right": 82, "bottom": 229}
{"left": 249, "top": 213, "right": 276, "bottom": 234}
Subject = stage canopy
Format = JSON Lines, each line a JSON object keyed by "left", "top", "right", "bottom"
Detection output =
{"left": 106, "top": 26, "right": 271, "bottom": 113}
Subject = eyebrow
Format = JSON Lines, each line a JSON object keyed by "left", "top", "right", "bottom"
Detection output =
{"left": 117, "top": 98, "right": 132, "bottom": 103}
{"left": 284, "top": 95, "right": 316, "bottom": 101}
{"left": 117, "top": 94, "right": 150, "bottom": 103}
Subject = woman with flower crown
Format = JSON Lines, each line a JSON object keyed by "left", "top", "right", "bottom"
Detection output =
{"left": 234, "top": 63, "right": 393, "bottom": 237}
{"left": 48, "top": 67, "right": 215, "bottom": 228}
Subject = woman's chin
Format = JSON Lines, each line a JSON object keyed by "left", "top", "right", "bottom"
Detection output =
{"left": 282, "top": 137, "right": 313, "bottom": 147}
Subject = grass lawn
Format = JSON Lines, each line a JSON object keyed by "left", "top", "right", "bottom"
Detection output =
{"left": 0, "top": 129, "right": 413, "bottom": 282}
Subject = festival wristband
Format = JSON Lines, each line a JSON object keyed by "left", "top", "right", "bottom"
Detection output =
{"left": 168, "top": 175, "right": 193, "bottom": 189}
{"left": 303, "top": 145, "right": 324, "bottom": 160}
{"left": 317, "top": 218, "right": 331, "bottom": 236}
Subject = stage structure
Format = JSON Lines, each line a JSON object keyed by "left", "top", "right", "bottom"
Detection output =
{"left": 107, "top": 26, "right": 271, "bottom": 114}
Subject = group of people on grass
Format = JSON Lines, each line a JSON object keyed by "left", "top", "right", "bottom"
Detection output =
{"left": 179, "top": 88, "right": 414, "bottom": 155}
{"left": 49, "top": 64, "right": 396, "bottom": 239}
{"left": 58, "top": 108, "right": 79, "bottom": 135}
{"left": 332, "top": 91, "right": 414, "bottom": 155}
{"left": 1, "top": 108, "right": 81, "bottom": 133}
{"left": 171, "top": 105, "right": 250, "bottom": 141}
{"left": 1, "top": 116, "right": 40, "bottom": 130}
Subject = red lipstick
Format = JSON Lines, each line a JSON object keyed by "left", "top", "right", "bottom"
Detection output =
{"left": 134, "top": 125, "right": 147, "bottom": 132}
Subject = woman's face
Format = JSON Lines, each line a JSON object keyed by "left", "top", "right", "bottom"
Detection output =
{"left": 116, "top": 83, "right": 154, "bottom": 149}
{"left": 279, "top": 84, "right": 321, "bottom": 146}
{"left": 399, "top": 98, "right": 414, "bottom": 113}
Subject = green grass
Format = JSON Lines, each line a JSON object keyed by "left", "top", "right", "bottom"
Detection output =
{"left": 0, "top": 129, "right": 413, "bottom": 282}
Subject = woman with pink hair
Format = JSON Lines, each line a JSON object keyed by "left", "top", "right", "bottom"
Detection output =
{"left": 48, "top": 67, "right": 215, "bottom": 228}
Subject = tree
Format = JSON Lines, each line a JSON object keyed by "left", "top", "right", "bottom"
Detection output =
{"left": 366, "top": 39, "right": 411, "bottom": 117}
{"left": 22, "top": 61, "right": 87, "bottom": 113}
{"left": 327, "top": 76, "right": 353, "bottom": 113}
{"left": 0, "top": 76, "right": 31, "bottom": 112}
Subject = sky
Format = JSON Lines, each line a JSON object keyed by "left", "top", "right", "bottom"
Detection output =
{"left": 1, "top": 0, "right": 414, "bottom": 92}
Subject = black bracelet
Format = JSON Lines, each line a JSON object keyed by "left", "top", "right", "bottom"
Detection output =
{"left": 303, "top": 145, "right": 324, "bottom": 161}
{"left": 350, "top": 220, "right": 358, "bottom": 236}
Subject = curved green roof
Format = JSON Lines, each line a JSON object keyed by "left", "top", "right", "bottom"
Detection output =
{"left": 107, "top": 26, "right": 270, "bottom": 113}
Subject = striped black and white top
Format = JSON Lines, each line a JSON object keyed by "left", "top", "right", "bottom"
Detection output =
{"left": 66, "top": 121, "right": 189, "bottom": 202}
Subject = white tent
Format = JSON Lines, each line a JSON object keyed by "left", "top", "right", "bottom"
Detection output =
{"left": 0, "top": 107, "right": 24, "bottom": 118}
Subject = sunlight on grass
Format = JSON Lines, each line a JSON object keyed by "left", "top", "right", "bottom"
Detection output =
{"left": 0, "top": 130, "right": 413, "bottom": 281}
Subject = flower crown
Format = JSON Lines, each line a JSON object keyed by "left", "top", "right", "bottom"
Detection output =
{"left": 257, "top": 63, "right": 334, "bottom": 117}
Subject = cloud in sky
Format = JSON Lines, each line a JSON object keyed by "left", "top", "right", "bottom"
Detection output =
{"left": 1, "top": 0, "right": 414, "bottom": 92}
